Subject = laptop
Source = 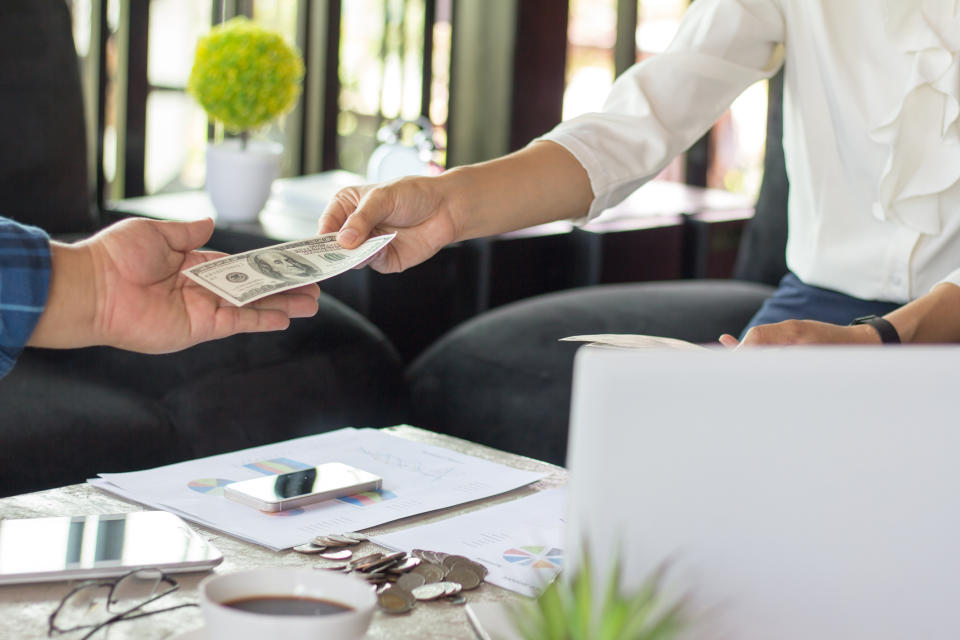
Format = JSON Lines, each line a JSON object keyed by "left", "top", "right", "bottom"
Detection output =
{"left": 565, "top": 344, "right": 960, "bottom": 640}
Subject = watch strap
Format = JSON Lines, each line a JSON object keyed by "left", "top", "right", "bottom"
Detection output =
{"left": 849, "top": 315, "right": 900, "bottom": 344}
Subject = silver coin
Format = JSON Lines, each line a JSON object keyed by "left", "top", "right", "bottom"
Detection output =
{"left": 341, "top": 532, "right": 369, "bottom": 542}
{"left": 314, "top": 536, "right": 351, "bottom": 548}
{"left": 378, "top": 589, "right": 415, "bottom": 614}
{"left": 293, "top": 543, "right": 327, "bottom": 554}
{"left": 437, "top": 581, "right": 462, "bottom": 597}
{"left": 411, "top": 562, "right": 445, "bottom": 583}
{"left": 441, "top": 554, "right": 472, "bottom": 569}
{"left": 395, "top": 572, "right": 426, "bottom": 591}
{"left": 445, "top": 566, "right": 481, "bottom": 590}
{"left": 362, "top": 551, "right": 406, "bottom": 573}
{"left": 319, "top": 549, "right": 353, "bottom": 561}
{"left": 326, "top": 534, "right": 361, "bottom": 545}
{"left": 464, "top": 560, "right": 489, "bottom": 579}
{"left": 388, "top": 556, "right": 421, "bottom": 573}
{"left": 411, "top": 583, "right": 448, "bottom": 601}
{"left": 349, "top": 552, "right": 384, "bottom": 571}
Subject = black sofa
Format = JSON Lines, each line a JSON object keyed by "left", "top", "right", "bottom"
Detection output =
{"left": 0, "top": 0, "right": 409, "bottom": 497}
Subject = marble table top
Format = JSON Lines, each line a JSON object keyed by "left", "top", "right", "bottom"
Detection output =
{"left": 0, "top": 426, "right": 566, "bottom": 639}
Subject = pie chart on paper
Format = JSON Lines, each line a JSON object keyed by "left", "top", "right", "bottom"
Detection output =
{"left": 502, "top": 546, "right": 564, "bottom": 570}
{"left": 187, "top": 478, "right": 233, "bottom": 496}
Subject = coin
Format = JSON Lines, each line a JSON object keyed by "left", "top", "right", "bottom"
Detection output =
{"left": 441, "top": 554, "right": 472, "bottom": 570}
{"left": 395, "top": 572, "right": 426, "bottom": 592}
{"left": 378, "top": 589, "right": 415, "bottom": 614}
{"left": 445, "top": 595, "right": 467, "bottom": 605}
{"left": 314, "top": 536, "right": 351, "bottom": 547}
{"left": 341, "top": 532, "right": 368, "bottom": 542}
{"left": 319, "top": 549, "right": 353, "bottom": 561}
{"left": 437, "top": 581, "right": 462, "bottom": 597}
{"left": 349, "top": 552, "right": 384, "bottom": 570}
{"left": 362, "top": 551, "right": 405, "bottom": 573}
{"left": 411, "top": 562, "right": 445, "bottom": 583}
{"left": 388, "top": 556, "right": 421, "bottom": 573}
{"left": 411, "top": 583, "right": 448, "bottom": 601}
{"left": 445, "top": 566, "right": 481, "bottom": 590}
{"left": 326, "top": 534, "right": 361, "bottom": 545}
{"left": 464, "top": 560, "right": 489, "bottom": 580}
{"left": 315, "top": 563, "right": 349, "bottom": 571}
{"left": 293, "top": 543, "right": 327, "bottom": 554}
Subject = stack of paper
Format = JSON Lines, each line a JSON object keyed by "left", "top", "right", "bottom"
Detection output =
{"left": 89, "top": 427, "right": 544, "bottom": 551}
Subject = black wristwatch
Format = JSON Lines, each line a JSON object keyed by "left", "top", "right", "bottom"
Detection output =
{"left": 849, "top": 315, "right": 900, "bottom": 344}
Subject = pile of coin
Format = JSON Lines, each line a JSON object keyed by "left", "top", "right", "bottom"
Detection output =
{"left": 292, "top": 532, "right": 367, "bottom": 561}
{"left": 372, "top": 549, "right": 488, "bottom": 614}
{"left": 297, "top": 538, "right": 488, "bottom": 615}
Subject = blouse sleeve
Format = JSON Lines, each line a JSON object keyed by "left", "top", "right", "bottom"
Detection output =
{"left": 539, "top": 0, "right": 786, "bottom": 220}
{"left": 0, "top": 217, "right": 51, "bottom": 378}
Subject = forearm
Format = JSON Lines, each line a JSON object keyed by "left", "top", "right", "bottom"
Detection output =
{"left": 885, "top": 282, "right": 960, "bottom": 343}
{"left": 441, "top": 141, "right": 594, "bottom": 241}
{"left": 26, "top": 241, "right": 100, "bottom": 349}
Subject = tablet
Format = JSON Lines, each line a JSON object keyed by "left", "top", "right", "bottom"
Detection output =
{"left": 0, "top": 511, "right": 223, "bottom": 585}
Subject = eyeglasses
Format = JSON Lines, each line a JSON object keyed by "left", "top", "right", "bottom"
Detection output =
{"left": 48, "top": 569, "right": 197, "bottom": 639}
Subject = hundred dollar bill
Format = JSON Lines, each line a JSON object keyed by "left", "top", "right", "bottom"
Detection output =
{"left": 183, "top": 232, "right": 396, "bottom": 306}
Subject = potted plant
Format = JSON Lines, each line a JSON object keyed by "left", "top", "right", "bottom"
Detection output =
{"left": 188, "top": 16, "right": 304, "bottom": 223}
{"left": 509, "top": 548, "right": 686, "bottom": 640}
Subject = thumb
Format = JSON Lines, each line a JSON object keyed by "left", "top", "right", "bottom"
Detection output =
{"left": 718, "top": 333, "right": 740, "bottom": 349}
{"left": 337, "top": 189, "right": 392, "bottom": 249}
{"left": 154, "top": 218, "right": 216, "bottom": 253}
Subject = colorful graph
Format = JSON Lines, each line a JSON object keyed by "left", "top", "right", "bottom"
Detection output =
{"left": 337, "top": 488, "right": 398, "bottom": 507}
{"left": 187, "top": 478, "right": 233, "bottom": 496}
{"left": 503, "top": 546, "right": 564, "bottom": 570}
{"left": 243, "top": 457, "right": 312, "bottom": 475}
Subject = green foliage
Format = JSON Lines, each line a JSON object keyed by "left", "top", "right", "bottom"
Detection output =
{"left": 509, "top": 548, "right": 685, "bottom": 640}
{"left": 188, "top": 17, "right": 304, "bottom": 134}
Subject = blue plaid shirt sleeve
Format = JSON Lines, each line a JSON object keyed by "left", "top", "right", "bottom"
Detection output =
{"left": 0, "top": 218, "right": 51, "bottom": 378}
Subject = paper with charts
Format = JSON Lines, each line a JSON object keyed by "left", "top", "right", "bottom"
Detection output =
{"left": 89, "top": 427, "right": 545, "bottom": 551}
{"left": 182, "top": 232, "right": 396, "bottom": 306}
{"left": 372, "top": 488, "right": 566, "bottom": 597}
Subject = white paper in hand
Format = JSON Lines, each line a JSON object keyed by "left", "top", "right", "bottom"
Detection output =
{"left": 183, "top": 232, "right": 395, "bottom": 306}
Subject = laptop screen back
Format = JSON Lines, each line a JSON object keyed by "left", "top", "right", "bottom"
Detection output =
{"left": 564, "top": 345, "right": 960, "bottom": 640}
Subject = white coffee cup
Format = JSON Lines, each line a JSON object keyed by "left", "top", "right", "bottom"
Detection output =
{"left": 199, "top": 567, "right": 376, "bottom": 640}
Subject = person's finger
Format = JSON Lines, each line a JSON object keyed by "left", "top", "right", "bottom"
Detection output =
{"left": 337, "top": 187, "right": 394, "bottom": 249}
{"left": 718, "top": 334, "right": 740, "bottom": 348}
{"left": 211, "top": 307, "right": 291, "bottom": 339}
{"left": 318, "top": 195, "right": 355, "bottom": 235}
{"left": 150, "top": 217, "right": 216, "bottom": 253}
{"left": 248, "top": 293, "right": 320, "bottom": 318}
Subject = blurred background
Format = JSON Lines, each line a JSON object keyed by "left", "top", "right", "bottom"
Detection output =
{"left": 66, "top": 0, "right": 767, "bottom": 206}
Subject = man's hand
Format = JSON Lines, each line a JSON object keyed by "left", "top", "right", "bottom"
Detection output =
{"left": 28, "top": 218, "right": 320, "bottom": 353}
{"left": 719, "top": 319, "right": 882, "bottom": 348}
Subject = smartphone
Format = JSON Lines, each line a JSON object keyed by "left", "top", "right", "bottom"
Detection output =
{"left": 224, "top": 462, "right": 382, "bottom": 512}
{"left": 0, "top": 511, "right": 223, "bottom": 585}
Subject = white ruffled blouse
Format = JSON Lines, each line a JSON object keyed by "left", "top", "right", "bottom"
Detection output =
{"left": 541, "top": 0, "right": 960, "bottom": 303}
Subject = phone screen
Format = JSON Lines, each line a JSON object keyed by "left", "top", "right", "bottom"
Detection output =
{"left": 228, "top": 463, "right": 381, "bottom": 503}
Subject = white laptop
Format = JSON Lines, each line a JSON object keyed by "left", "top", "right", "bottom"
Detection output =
{"left": 565, "top": 344, "right": 960, "bottom": 640}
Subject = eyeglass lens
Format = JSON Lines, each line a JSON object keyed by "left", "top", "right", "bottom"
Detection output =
{"left": 51, "top": 569, "right": 177, "bottom": 634}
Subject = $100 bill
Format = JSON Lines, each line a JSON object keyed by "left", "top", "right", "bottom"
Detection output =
{"left": 182, "top": 232, "right": 396, "bottom": 306}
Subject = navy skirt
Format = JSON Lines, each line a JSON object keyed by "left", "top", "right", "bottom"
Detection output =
{"left": 741, "top": 273, "right": 901, "bottom": 338}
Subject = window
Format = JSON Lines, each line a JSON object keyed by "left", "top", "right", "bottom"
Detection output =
{"left": 563, "top": 0, "right": 768, "bottom": 198}
{"left": 69, "top": 0, "right": 451, "bottom": 204}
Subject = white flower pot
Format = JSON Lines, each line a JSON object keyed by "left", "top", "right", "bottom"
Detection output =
{"left": 205, "top": 139, "right": 283, "bottom": 223}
